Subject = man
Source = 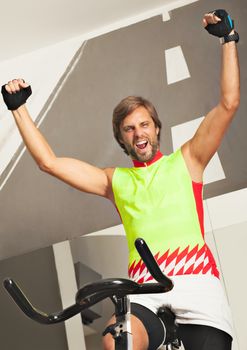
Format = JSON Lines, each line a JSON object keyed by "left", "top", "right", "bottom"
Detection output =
{"left": 1, "top": 10, "right": 240, "bottom": 350}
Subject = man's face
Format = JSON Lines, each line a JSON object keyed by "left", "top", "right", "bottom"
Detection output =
{"left": 119, "top": 106, "right": 160, "bottom": 162}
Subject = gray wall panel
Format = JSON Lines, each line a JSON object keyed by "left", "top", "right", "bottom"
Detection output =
{"left": 0, "top": 0, "right": 246, "bottom": 259}
{"left": 0, "top": 247, "right": 67, "bottom": 349}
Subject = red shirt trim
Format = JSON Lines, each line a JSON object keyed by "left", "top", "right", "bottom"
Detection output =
{"left": 192, "top": 181, "right": 204, "bottom": 237}
{"left": 132, "top": 150, "right": 163, "bottom": 167}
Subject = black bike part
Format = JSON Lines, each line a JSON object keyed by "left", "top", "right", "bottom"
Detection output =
{"left": 1, "top": 85, "right": 32, "bottom": 110}
{"left": 76, "top": 278, "right": 168, "bottom": 306}
{"left": 3, "top": 238, "right": 173, "bottom": 325}
{"left": 3, "top": 278, "right": 81, "bottom": 324}
{"left": 157, "top": 306, "right": 181, "bottom": 348}
{"left": 103, "top": 323, "right": 118, "bottom": 337}
{"left": 3, "top": 278, "right": 167, "bottom": 325}
{"left": 135, "top": 238, "right": 173, "bottom": 291}
{"left": 102, "top": 297, "right": 130, "bottom": 338}
{"left": 115, "top": 334, "right": 128, "bottom": 350}
{"left": 111, "top": 294, "right": 129, "bottom": 318}
{"left": 76, "top": 278, "right": 138, "bottom": 304}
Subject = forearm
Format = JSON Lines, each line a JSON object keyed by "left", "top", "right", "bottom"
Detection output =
{"left": 12, "top": 104, "right": 56, "bottom": 169}
{"left": 220, "top": 38, "right": 240, "bottom": 111}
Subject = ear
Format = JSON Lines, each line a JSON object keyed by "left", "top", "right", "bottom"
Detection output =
{"left": 156, "top": 127, "right": 160, "bottom": 136}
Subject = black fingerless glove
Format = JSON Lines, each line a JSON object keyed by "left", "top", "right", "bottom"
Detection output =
{"left": 1, "top": 84, "right": 32, "bottom": 110}
{"left": 205, "top": 9, "right": 234, "bottom": 37}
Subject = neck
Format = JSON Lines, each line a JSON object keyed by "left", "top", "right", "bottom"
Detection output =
{"left": 132, "top": 150, "right": 163, "bottom": 167}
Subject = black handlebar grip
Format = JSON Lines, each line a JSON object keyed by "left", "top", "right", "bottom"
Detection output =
{"left": 135, "top": 238, "right": 173, "bottom": 291}
{"left": 3, "top": 278, "right": 80, "bottom": 324}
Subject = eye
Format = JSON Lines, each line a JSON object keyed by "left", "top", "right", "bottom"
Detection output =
{"left": 142, "top": 122, "right": 149, "bottom": 128}
{"left": 123, "top": 126, "right": 133, "bottom": 132}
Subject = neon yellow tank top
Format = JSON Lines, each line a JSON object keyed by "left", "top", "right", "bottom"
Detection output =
{"left": 112, "top": 149, "right": 219, "bottom": 282}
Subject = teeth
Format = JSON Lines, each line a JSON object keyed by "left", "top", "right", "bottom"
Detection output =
{"left": 136, "top": 140, "right": 147, "bottom": 145}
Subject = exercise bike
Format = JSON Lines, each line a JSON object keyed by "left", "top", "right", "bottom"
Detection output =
{"left": 3, "top": 238, "right": 181, "bottom": 350}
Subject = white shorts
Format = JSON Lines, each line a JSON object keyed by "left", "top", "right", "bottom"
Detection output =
{"left": 129, "top": 275, "right": 233, "bottom": 337}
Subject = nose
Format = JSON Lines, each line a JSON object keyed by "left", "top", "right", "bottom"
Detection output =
{"left": 134, "top": 126, "right": 143, "bottom": 139}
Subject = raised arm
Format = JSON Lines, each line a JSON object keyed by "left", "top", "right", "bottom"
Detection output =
{"left": 1, "top": 79, "right": 114, "bottom": 198}
{"left": 182, "top": 10, "right": 240, "bottom": 181}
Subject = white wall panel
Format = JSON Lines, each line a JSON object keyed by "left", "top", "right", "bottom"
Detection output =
{"left": 204, "top": 200, "right": 212, "bottom": 233}
{"left": 213, "top": 222, "right": 247, "bottom": 350}
{"left": 206, "top": 189, "right": 247, "bottom": 230}
{"left": 171, "top": 117, "right": 226, "bottom": 184}
{"left": 165, "top": 46, "right": 191, "bottom": 84}
{"left": 0, "top": 36, "right": 83, "bottom": 185}
{"left": 53, "top": 241, "right": 86, "bottom": 350}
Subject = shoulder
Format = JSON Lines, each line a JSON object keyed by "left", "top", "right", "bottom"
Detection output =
{"left": 103, "top": 167, "right": 116, "bottom": 182}
{"left": 100, "top": 167, "right": 116, "bottom": 201}
{"left": 181, "top": 142, "right": 204, "bottom": 183}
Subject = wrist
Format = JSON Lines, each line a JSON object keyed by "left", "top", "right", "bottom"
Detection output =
{"left": 17, "top": 104, "right": 26, "bottom": 111}
{"left": 12, "top": 104, "right": 28, "bottom": 119}
{"left": 220, "top": 31, "right": 239, "bottom": 45}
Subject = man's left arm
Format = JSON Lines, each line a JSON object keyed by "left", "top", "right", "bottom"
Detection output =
{"left": 182, "top": 11, "right": 240, "bottom": 179}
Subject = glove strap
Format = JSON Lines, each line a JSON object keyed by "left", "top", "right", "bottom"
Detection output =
{"left": 220, "top": 31, "right": 239, "bottom": 44}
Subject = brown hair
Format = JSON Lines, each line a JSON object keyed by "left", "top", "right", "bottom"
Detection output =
{"left": 112, "top": 96, "right": 162, "bottom": 154}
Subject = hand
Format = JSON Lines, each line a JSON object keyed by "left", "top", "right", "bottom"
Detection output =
{"left": 1, "top": 79, "right": 32, "bottom": 110}
{"left": 203, "top": 12, "right": 221, "bottom": 28}
{"left": 4, "top": 79, "right": 29, "bottom": 94}
{"left": 204, "top": 9, "right": 235, "bottom": 37}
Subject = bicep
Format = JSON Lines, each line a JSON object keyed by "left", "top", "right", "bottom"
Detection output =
{"left": 44, "top": 157, "right": 112, "bottom": 197}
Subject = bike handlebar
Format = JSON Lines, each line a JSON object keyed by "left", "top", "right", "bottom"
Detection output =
{"left": 135, "top": 238, "right": 173, "bottom": 289}
{"left": 3, "top": 238, "right": 173, "bottom": 324}
{"left": 3, "top": 278, "right": 81, "bottom": 324}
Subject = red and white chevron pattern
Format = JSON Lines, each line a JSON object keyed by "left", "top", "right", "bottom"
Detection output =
{"left": 128, "top": 244, "right": 219, "bottom": 283}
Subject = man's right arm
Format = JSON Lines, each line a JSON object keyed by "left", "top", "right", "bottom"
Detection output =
{"left": 2, "top": 79, "right": 114, "bottom": 198}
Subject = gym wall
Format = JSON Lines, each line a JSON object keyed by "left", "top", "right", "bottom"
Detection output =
{"left": 0, "top": 0, "right": 246, "bottom": 349}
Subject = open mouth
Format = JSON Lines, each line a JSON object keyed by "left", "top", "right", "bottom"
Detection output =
{"left": 136, "top": 140, "right": 148, "bottom": 150}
